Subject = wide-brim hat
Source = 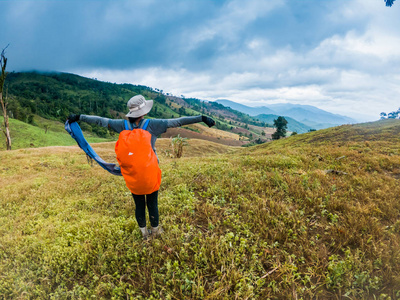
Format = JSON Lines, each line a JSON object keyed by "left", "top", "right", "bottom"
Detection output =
{"left": 126, "top": 95, "right": 153, "bottom": 118}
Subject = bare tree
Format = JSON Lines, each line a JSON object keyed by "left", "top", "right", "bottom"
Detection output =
{"left": 0, "top": 46, "right": 11, "bottom": 150}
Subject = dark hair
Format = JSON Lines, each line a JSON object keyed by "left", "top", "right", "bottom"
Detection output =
{"left": 128, "top": 117, "right": 142, "bottom": 123}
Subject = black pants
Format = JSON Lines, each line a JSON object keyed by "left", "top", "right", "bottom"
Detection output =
{"left": 131, "top": 190, "right": 159, "bottom": 228}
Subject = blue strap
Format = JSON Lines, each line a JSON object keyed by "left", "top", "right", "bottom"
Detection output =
{"left": 142, "top": 119, "right": 150, "bottom": 130}
{"left": 65, "top": 121, "right": 122, "bottom": 176}
{"left": 124, "top": 119, "right": 149, "bottom": 130}
{"left": 124, "top": 120, "right": 132, "bottom": 130}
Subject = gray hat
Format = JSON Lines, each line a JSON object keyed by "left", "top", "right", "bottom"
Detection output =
{"left": 126, "top": 95, "right": 153, "bottom": 118}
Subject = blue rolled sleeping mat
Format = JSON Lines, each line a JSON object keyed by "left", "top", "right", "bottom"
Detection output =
{"left": 65, "top": 120, "right": 122, "bottom": 176}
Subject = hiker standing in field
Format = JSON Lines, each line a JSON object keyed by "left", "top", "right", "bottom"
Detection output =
{"left": 68, "top": 95, "right": 215, "bottom": 239}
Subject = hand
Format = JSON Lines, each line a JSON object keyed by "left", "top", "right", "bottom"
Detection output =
{"left": 68, "top": 114, "right": 80, "bottom": 123}
{"left": 202, "top": 115, "right": 215, "bottom": 128}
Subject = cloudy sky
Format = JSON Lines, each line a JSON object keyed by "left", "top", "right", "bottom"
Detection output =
{"left": 1, "top": 0, "right": 400, "bottom": 121}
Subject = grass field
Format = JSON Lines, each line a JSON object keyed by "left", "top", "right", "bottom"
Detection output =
{"left": 1, "top": 119, "right": 400, "bottom": 299}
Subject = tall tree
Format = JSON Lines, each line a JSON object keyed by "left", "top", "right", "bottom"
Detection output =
{"left": 272, "top": 116, "right": 288, "bottom": 140}
{"left": 0, "top": 47, "right": 11, "bottom": 150}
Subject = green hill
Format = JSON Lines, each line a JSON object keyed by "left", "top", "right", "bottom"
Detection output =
{"left": 5, "top": 71, "right": 175, "bottom": 122}
{"left": 4, "top": 72, "right": 271, "bottom": 144}
{"left": 1, "top": 119, "right": 399, "bottom": 298}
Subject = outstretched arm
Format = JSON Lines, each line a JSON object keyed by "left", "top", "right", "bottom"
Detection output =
{"left": 148, "top": 115, "right": 215, "bottom": 136}
{"left": 67, "top": 114, "right": 125, "bottom": 133}
{"left": 167, "top": 115, "right": 215, "bottom": 128}
{"left": 80, "top": 115, "right": 109, "bottom": 127}
{"left": 166, "top": 115, "right": 202, "bottom": 128}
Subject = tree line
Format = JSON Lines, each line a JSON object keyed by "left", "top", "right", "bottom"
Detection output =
{"left": 380, "top": 108, "right": 400, "bottom": 120}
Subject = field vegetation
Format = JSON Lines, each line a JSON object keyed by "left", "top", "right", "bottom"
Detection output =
{"left": 1, "top": 119, "right": 400, "bottom": 299}
{"left": 161, "top": 123, "right": 247, "bottom": 147}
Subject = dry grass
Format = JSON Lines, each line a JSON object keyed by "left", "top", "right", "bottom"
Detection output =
{"left": 161, "top": 128, "right": 246, "bottom": 146}
{"left": 248, "top": 124, "right": 275, "bottom": 136}
{"left": 188, "top": 123, "right": 241, "bottom": 140}
{"left": 1, "top": 120, "right": 400, "bottom": 299}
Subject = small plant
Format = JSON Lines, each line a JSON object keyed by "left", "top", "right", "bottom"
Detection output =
{"left": 44, "top": 124, "right": 50, "bottom": 134}
{"left": 171, "top": 134, "right": 188, "bottom": 158}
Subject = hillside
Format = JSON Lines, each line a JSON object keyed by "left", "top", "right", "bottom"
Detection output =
{"left": 1, "top": 119, "right": 399, "bottom": 298}
{"left": 160, "top": 126, "right": 246, "bottom": 146}
{"left": 4, "top": 72, "right": 272, "bottom": 146}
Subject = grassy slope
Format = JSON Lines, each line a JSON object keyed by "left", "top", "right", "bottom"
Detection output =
{"left": 161, "top": 123, "right": 247, "bottom": 147}
{"left": 0, "top": 116, "right": 115, "bottom": 150}
{"left": 1, "top": 120, "right": 400, "bottom": 299}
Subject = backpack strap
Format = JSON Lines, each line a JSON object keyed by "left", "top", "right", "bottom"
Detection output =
{"left": 124, "top": 120, "right": 132, "bottom": 130}
{"left": 124, "top": 119, "right": 149, "bottom": 131}
{"left": 140, "top": 119, "right": 150, "bottom": 130}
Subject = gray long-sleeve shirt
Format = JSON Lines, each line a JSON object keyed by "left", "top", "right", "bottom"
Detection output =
{"left": 80, "top": 115, "right": 203, "bottom": 155}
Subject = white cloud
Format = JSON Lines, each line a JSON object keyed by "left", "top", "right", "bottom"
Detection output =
{"left": 311, "top": 30, "right": 400, "bottom": 66}
{"left": 181, "top": 0, "right": 282, "bottom": 52}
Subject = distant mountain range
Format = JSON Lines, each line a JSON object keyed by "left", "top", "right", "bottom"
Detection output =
{"left": 216, "top": 99, "right": 357, "bottom": 131}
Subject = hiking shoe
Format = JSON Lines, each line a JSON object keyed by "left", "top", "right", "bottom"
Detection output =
{"left": 151, "top": 226, "right": 164, "bottom": 237}
{"left": 140, "top": 227, "right": 151, "bottom": 240}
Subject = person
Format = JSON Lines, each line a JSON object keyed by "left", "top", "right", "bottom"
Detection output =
{"left": 68, "top": 94, "right": 215, "bottom": 239}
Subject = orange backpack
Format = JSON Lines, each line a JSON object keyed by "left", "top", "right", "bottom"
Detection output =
{"left": 115, "top": 119, "right": 161, "bottom": 195}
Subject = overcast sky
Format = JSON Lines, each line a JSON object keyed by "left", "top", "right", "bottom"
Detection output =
{"left": 2, "top": 0, "right": 400, "bottom": 121}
